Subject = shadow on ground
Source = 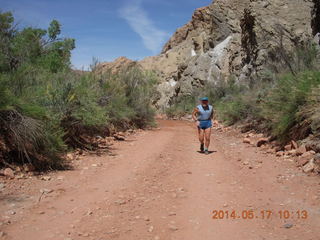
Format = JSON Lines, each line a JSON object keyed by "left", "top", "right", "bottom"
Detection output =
{"left": 196, "top": 150, "right": 217, "bottom": 155}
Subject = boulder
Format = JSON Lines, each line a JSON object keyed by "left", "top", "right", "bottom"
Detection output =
{"left": 257, "top": 138, "right": 269, "bottom": 147}
{"left": 301, "top": 151, "right": 314, "bottom": 158}
{"left": 23, "top": 163, "right": 35, "bottom": 172}
{"left": 302, "top": 159, "right": 315, "bottom": 173}
{"left": 66, "top": 153, "right": 74, "bottom": 160}
{"left": 247, "top": 133, "right": 255, "bottom": 138}
{"left": 296, "top": 145, "right": 307, "bottom": 156}
{"left": 114, "top": 133, "right": 125, "bottom": 141}
{"left": 286, "top": 149, "right": 297, "bottom": 156}
{"left": 314, "top": 154, "right": 320, "bottom": 173}
{"left": 296, "top": 157, "right": 310, "bottom": 167}
{"left": 274, "top": 146, "right": 283, "bottom": 152}
{"left": 243, "top": 138, "right": 251, "bottom": 144}
{"left": 290, "top": 140, "right": 298, "bottom": 149}
{"left": 276, "top": 151, "right": 284, "bottom": 157}
{"left": 41, "top": 176, "right": 51, "bottom": 181}
{"left": 284, "top": 144, "right": 292, "bottom": 151}
{"left": 305, "top": 140, "right": 320, "bottom": 153}
{"left": 3, "top": 168, "right": 14, "bottom": 179}
{"left": 266, "top": 149, "right": 274, "bottom": 154}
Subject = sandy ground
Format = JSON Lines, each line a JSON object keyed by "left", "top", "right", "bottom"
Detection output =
{"left": 0, "top": 120, "right": 319, "bottom": 240}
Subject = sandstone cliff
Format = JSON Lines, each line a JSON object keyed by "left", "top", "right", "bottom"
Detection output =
{"left": 140, "top": 0, "right": 317, "bottom": 108}
{"left": 99, "top": 0, "right": 318, "bottom": 108}
{"left": 96, "top": 56, "right": 137, "bottom": 74}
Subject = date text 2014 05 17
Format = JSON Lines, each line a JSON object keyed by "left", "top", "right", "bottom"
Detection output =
{"left": 211, "top": 210, "right": 308, "bottom": 220}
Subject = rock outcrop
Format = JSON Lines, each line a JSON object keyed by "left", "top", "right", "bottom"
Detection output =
{"left": 96, "top": 56, "right": 137, "bottom": 74}
{"left": 99, "top": 0, "right": 317, "bottom": 108}
{"left": 139, "top": 0, "right": 316, "bottom": 108}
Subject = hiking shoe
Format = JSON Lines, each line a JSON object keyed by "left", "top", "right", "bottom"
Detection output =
{"left": 205, "top": 150, "right": 209, "bottom": 155}
{"left": 200, "top": 143, "right": 204, "bottom": 152}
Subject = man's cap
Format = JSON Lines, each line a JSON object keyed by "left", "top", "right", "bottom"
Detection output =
{"left": 199, "top": 97, "right": 209, "bottom": 101}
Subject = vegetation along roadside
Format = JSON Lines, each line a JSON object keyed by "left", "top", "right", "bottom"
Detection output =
{"left": 0, "top": 11, "right": 158, "bottom": 171}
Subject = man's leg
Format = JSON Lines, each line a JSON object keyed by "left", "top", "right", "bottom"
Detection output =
{"left": 204, "top": 127, "right": 212, "bottom": 153}
{"left": 198, "top": 128, "right": 205, "bottom": 151}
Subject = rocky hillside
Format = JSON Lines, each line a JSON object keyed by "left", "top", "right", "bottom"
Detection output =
{"left": 99, "top": 0, "right": 319, "bottom": 108}
{"left": 96, "top": 56, "right": 137, "bottom": 74}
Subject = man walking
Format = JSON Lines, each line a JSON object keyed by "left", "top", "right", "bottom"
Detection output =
{"left": 192, "top": 97, "right": 214, "bottom": 155}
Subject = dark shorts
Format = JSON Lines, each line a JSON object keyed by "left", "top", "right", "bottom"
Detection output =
{"left": 198, "top": 120, "right": 212, "bottom": 130}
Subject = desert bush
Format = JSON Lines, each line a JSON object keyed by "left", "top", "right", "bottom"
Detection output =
{"left": 298, "top": 86, "right": 320, "bottom": 137}
{"left": 117, "top": 67, "right": 158, "bottom": 128}
{"left": 215, "top": 98, "right": 250, "bottom": 125}
{"left": 263, "top": 71, "right": 320, "bottom": 141}
{"left": 165, "top": 40, "right": 320, "bottom": 145}
{"left": 0, "top": 109, "right": 66, "bottom": 170}
{"left": 165, "top": 95, "right": 198, "bottom": 118}
{"left": 214, "top": 83, "right": 266, "bottom": 126}
{"left": 164, "top": 78, "right": 248, "bottom": 120}
{"left": 215, "top": 42, "right": 320, "bottom": 142}
{"left": 295, "top": 87, "right": 320, "bottom": 142}
{"left": 0, "top": 11, "right": 157, "bottom": 170}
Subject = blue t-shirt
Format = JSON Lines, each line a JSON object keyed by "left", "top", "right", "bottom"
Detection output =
{"left": 197, "top": 105, "right": 213, "bottom": 121}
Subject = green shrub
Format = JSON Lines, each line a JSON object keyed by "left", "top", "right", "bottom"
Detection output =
{"left": 0, "top": 11, "right": 158, "bottom": 170}
{"left": 164, "top": 78, "right": 250, "bottom": 120}
{"left": 118, "top": 67, "right": 158, "bottom": 128}
{"left": 214, "top": 88, "right": 264, "bottom": 126}
{"left": 263, "top": 71, "right": 320, "bottom": 141}
{"left": 215, "top": 98, "right": 248, "bottom": 125}
{"left": 298, "top": 86, "right": 320, "bottom": 137}
{"left": 165, "top": 95, "right": 198, "bottom": 118}
{"left": 165, "top": 41, "right": 320, "bottom": 144}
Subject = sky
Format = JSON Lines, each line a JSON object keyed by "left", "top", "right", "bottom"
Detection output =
{"left": 1, "top": 0, "right": 212, "bottom": 69}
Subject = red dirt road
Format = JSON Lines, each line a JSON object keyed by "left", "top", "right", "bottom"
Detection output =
{"left": 0, "top": 120, "right": 320, "bottom": 240}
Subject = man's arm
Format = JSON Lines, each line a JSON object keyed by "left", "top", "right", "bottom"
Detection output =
{"left": 210, "top": 108, "right": 214, "bottom": 120}
{"left": 192, "top": 108, "right": 199, "bottom": 122}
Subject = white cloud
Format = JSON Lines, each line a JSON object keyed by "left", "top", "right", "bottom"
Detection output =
{"left": 119, "top": 0, "right": 170, "bottom": 53}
